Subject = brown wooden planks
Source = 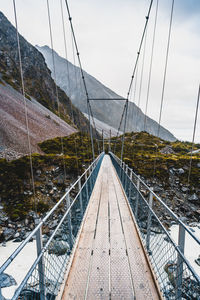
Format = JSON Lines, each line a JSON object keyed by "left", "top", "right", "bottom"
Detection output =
{"left": 61, "top": 155, "right": 162, "bottom": 300}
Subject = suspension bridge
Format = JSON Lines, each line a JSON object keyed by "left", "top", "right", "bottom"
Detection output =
{"left": 0, "top": 0, "right": 200, "bottom": 299}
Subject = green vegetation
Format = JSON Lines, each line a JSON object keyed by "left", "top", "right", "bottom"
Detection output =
{"left": 0, "top": 133, "right": 98, "bottom": 220}
{"left": 110, "top": 132, "right": 200, "bottom": 189}
{"left": 39, "top": 132, "right": 99, "bottom": 161}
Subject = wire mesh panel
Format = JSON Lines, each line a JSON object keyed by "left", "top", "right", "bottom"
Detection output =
{"left": 110, "top": 152, "right": 200, "bottom": 300}
{"left": 0, "top": 153, "right": 104, "bottom": 300}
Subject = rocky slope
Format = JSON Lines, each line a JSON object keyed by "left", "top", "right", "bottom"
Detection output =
{"left": 37, "top": 45, "right": 176, "bottom": 142}
{"left": 112, "top": 132, "right": 200, "bottom": 224}
{"left": 0, "top": 82, "right": 77, "bottom": 159}
{"left": 0, "top": 11, "right": 91, "bottom": 137}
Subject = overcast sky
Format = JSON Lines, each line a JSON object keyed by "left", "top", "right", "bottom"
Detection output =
{"left": 1, "top": 0, "right": 200, "bottom": 142}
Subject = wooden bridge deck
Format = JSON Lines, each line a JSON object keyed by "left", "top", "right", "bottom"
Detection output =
{"left": 60, "top": 155, "right": 161, "bottom": 300}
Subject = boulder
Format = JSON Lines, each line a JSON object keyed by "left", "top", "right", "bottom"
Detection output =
{"left": 48, "top": 240, "right": 70, "bottom": 256}
{"left": 188, "top": 193, "right": 198, "bottom": 202}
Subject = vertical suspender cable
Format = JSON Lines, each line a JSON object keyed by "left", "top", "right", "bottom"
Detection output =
{"left": 157, "top": 0, "right": 174, "bottom": 138}
{"left": 153, "top": 0, "right": 174, "bottom": 177}
{"left": 144, "top": 0, "right": 159, "bottom": 131}
{"left": 135, "top": 30, "right": 148, "bottom": 130}
{"left": 46, "top": 0, "right": 67, "bottom": 181}
{"left": 13, "top": 0, "right": 36, "bottom": 211}
{"left": 60, "top": 0, "right": 81, "bottom": 174}
{"left": 131, "top": 63, "right": 139, "bottom": 131}
{"left": 186, "top": 85, "right": 200, "bottom": 194}
{"left": 64, "top": 0, "right": 95, "bottom": 161}
{"left": 120, "top": 0, "right": 154, "bottom": 161}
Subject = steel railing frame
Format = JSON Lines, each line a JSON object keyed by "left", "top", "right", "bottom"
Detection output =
{"left": 0, "top": 152, "right": 104, "bottom": 299}
{"left": 109, "top": 151, "right": 200, "bottom": 299}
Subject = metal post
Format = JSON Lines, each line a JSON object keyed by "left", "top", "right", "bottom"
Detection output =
{"left": 85, "top": 172, "right": 89, "bottom": 200}
{"left": 121, "top": 162, "right": 124, "bottom": 184}
{"left": 125, "top": 165, "right": 128, "bottom": 193}
{"left": 135, "top": 175, "right": 140, "bottom": 218}
{"left": 87, "top": 101, "right": 95, "bottom": 161}
{"left": 146, "top": 188, "right": 153, "bottom": 252}
{"left": 109, "top": 129, "right": 111, "bottom": 152}
{"left": 123, "top": 163, "right": 126, "bottom": 187}
{"left": 121, "top": 100, "right": 128, "bottom": 162}
{"left": 128, "top": 170, "right": 133, "bottom": 200}
{"left": 35, "top": 218, "right": 46, "bottom": 300}
{"left": 78, "top": 176, "right": 83, "bottom": 217}
{"left": 176, "top": 224, "right": 185, "bottom": 300}
{"left": 102, "top": 129, "right": 104, "bottom": 152}
{"left": 66, "top": 192, "right": 73, "bottom": 249}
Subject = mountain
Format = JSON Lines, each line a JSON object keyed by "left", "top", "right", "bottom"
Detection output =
{"left": 0, "top": 82, "right": 76, "bottom": 159}
{"left": 0, "top": 11, "right": 91, "bottom": 138}
{"left": 36, "top": 45, "right": 176, "bottom": 142}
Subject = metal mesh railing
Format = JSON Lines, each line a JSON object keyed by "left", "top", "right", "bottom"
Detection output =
{"left": 0, "top": 153, "right": 104, "bottom": 300}
{"left": 110, "top": 152, "right": 200, "bottom": 300}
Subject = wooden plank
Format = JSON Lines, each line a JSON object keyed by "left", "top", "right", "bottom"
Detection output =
{"left": 61, "top": 155, "right": 162, "bottom": 300}
{"left": 62, "top": 164, "right": 104, "bottom": 299}
{"left": 108, "top": 165, "right": 135, "bottom": 300}
{"left": 86, "top": 158, "right": 110, "bottom": 299}
{"left": 111, "top": 164, "right": 161, "bottom": 300}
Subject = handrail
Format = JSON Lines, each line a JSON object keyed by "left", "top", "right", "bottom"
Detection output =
{"left": 0, "top": 152, "right": 104, "bottom": 275}
{"left": 109, "top": 152, "right": 200, "bottom": 245}
{"left": 110, "top": 151, "right": 200, "bottom": 298}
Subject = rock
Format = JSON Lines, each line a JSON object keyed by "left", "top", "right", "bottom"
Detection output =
{"left": 197, "top": 163, "right": 200, "bottom": 168}
{"left": 49, "top": 220, "right": 58, "bottom": 229}
{"left": 3, "top": 228, "right": 15, "bottom": 241}
{"left": 160, "top": 145, "right": 175, "bottom": 154}
{"left": 188, "top": 193, "right": 198, "bottom": 202}
{"left": 195, "top": 255, "right": 200, "bottom": 266}
{"left": 36, "top": 170, "right": 41, "bottom": 176}
{"left": 0, "top": 273, "right": 17, "bottom": 288}
{"left": 177, "top": 168, "right": 185, "bottom": 174}
{"left": 48, "top": 240, "right": 70, "bottom": 256}
{"left": 181, "top": 186, "right": 188, "bottom": 193}
{"left": 153, "top": 186, "right": 163, "bottom": 193}
{"left": 14, "top": 232, "right": 20, "bottom": 238}
{"left": 46, "top": 181, "right": 53, "bottom": 189}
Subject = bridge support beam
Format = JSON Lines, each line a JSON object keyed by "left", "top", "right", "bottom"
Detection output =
{"left": 35, "top": 218, "right": 46, "bottom": 300}
{"left": 66, "top": 193, "right": 73, "bottom": 249}
{"left": 85, "top": 172, "right": 89, "bottom": 201}
{"left": 135, "top": 176, "right": 140, "bottom": 219}
{"left": 146, "top": 188, "right": 153, "bottom": 252}
{"left": 176, "top": 223, "right": 185, "bottom": 300}
{"left": 128, "top": 170, "right": 133, "bottom": 200}
{"left": 78, "top": 176, "right": 83, "bottom": 217}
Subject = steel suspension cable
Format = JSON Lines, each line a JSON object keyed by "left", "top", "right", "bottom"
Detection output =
{"left": 46, "top": 0, "right": 67, "bottom": 182}
{"left": 114, "top": 104, "right": 126, "bottom": 154}
{"left": 153, "top": 0, "right": 175, "bottom": 177}
{"left": 120, "top": 0, "right": 154, "bottom": 161}
{"left": 144, "top": 0, "right": 159, "bottom": 131}
{"left": 135, "top": 29, "right": 148, "bottom": 130}
{"left": 64, "top": 0, "right": 96, "bottom": 160}
{"left": 131, "top": 63, "right": 139, "bottom": 131}
{"left": 13, "top": 0, "right": 37, "bottom": 211}
{"left": 186, "top": 85, "right": 200, "bottom": 196}
{"left": 60, "top": 0, "right": 81, "bottom": 174}
{"left": 157, "top": 0, "right": 174, "bottom": 138}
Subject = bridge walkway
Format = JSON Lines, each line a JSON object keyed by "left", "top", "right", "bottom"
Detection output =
{"left": 61, "top": 155, "right": 161, "bottom": 300}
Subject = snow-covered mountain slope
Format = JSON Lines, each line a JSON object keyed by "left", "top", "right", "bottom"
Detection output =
{"left": 37, "top": 45, "right": 176, "bottom": 142}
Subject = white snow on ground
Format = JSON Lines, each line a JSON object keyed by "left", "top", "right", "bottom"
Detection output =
{"left": 0, "top": 225, "right": 199, "bottom": 298}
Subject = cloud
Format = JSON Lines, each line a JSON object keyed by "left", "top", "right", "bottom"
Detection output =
{"left": 0, "top": 0, "right": 199, "bottom": 142}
